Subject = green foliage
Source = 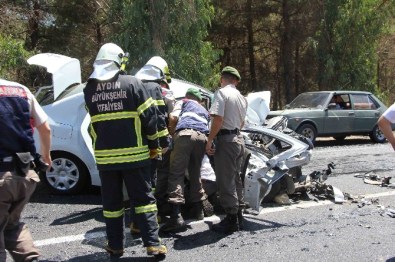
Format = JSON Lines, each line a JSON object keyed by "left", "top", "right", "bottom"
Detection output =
{"left": 41, "top": 0, "right": 110, "bottom": 79}
{"left": 109, "top": 0, "right": 220, "bottom": 89}
{"left": 0, "top": 0, "right": 394, "bottom": 98}
{"left": 314, "top": 0, "right": 394, "bottom": 91}
{"left": 0, "top": 34, "right": 31, "bottom": 80}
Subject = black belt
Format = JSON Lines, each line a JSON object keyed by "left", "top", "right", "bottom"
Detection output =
{"left": 0, "top": 162, "right": 15, "bottom": 172}
{"left": 217, "top": 129, "right": 240, "bottom": 136}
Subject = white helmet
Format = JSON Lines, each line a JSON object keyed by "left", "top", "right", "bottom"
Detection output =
{"left": 94, "top": 43, "right": 124, "bottom": 66}
{"left": 89, "top": 43, "right": 125, "bottom": 81}
{"left": 135, "top": 56, "right": 171, "bottom": 84}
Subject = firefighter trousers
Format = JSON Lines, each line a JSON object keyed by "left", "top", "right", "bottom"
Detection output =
{"left": 100, "top": 165, "right": 160, "bottom": 250}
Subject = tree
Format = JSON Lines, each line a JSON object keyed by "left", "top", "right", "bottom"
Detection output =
{"left": 0, "top": 34, "right": 31, "bottom": 80}
{"left": 109, "top": 0, "right": 220, "bottom": 88}
{"left": 314, "top": 0, "right": 394, "bottom": 91}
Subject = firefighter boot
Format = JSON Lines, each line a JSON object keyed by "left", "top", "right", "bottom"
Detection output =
{"left": 237, "top": 209, "right": 244, "bottom": 230}
{"left": 211, "top": 213, "right": 239, "bottom": 234}
{"left": 160, "top": 204, "right": 186, "bottom": 232}
{"left": 104, "top": 245, "right": 124, "bottom": 258}
{"left": 147, "top": 244, "right": 167, "bottom": 260}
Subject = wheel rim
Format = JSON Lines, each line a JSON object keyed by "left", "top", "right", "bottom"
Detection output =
{"left": 46, "top": 157, "right": 80, "bottom": 191}
{"left": 375, "top": 127, "right": 385, "bottom": 141}
{"left": 301, "top": 127, "right": 315, "bottom": 142}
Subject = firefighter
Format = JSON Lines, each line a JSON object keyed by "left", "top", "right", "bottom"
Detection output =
{"left": 135, "top": 56, "right": 173, "bottom": 190}
{"left": 126, "top": 56, "right": 173, "bottom": 234}
{"left": 0, "top": 78, "right": 52, "bottom": 262}
{"left": 83, "top": 43, "right": 167, "bottom": 259}
{"left": 135, "top": 56, "right": 176, "bottom": 220}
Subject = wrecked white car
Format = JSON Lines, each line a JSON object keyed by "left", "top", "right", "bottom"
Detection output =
{"left": 28, "top": 53, "right": 213, "bottom": 194}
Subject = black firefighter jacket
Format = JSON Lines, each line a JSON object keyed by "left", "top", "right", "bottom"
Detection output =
{"left": 84, "top": 74, "right": 159, "bottom": 171}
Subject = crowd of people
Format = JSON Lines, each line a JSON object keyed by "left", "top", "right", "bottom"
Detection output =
{"left": 83, "top": 43, "right": 249, "bottom": 259}
{"left": 0, "top": 42, "right": 249, "bottom": 260}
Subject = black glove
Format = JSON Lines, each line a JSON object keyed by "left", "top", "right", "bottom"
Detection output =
{"left": 34, "top": 153, "right": 49, "bottom": 172}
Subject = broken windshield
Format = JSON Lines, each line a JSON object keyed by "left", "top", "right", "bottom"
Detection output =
{"left": 288, "top": 92, "right": 330, "bottom": 109}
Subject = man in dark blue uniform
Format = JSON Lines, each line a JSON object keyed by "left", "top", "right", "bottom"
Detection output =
{"left": 0, "top": 78, "right": 51, "bottom": 262}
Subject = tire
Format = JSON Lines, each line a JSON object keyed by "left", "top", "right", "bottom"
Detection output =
{"left": 283, "top": 128, "right": 314, "bottom": 149}
{"left": 296, "top": 123, "right": 317, "bottom": 144}
{"left": 334, "top": 136, "right": 346, "bottom": 141}
{"left": 369, "top": 125, "right": 386, "bottom": 143}
{"left": 39, "top": 152, "right": 90, "bottom": 194}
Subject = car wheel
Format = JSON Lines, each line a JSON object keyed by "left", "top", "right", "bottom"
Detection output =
{"left": 369, "top": 125, "right": 386, "bottom": 143}
{"left": 334, "top": 136, "right": 346, "bottom": 141}
{"left": 40, "top": 152, "right": 90, "bottom": 194}
{"left": 296, "top": 123, "right": 317, "bottom": 144}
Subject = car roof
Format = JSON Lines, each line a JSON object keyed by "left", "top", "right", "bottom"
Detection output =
{"left": 301, "top": 90, "right": 373, "bottom": 95}
{"left": 168, "top": 78, "right": 212, "bottom": 98}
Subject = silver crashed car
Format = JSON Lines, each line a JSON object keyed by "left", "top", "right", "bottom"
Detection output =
{"left": 242, "top": 93, "right": 312, "bottom": 211}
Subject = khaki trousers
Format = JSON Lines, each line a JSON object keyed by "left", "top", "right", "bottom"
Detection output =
{"left": 214, "top": 134, "right": 245, "bottom": 214}
{"left": 0, "top": 170, "right": 40, "bottom": 262}
{"left": 167, "top": 129, "right": 207, "bottom": 205}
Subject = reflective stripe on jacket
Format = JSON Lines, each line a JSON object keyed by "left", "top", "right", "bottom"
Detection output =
{"left": 142, "top": 81, "right": 169, "bottom": 148}
{"left": 84, "top": 74, "right": 159, "bottom": 171}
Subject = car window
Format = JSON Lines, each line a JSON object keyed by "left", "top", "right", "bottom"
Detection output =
{"left": 329, "top": 94, "right": 351, "bottom": 110}
{"left": 351, "top": 94, "right": 377, "bottom": 110}
{"left": 55, "top": 83, "right": 86, "bottom": 101}
{"left": 35, "top": 83, "right": 85, "bottom": 105}
{"left": 35, "top": 86, "right": 54, "bottom": 106}
{"left": 289, "top": 92, "right": 330, "bottom": 109}
{"left": 174, "top": 93, "right": 212, "bottom": 111}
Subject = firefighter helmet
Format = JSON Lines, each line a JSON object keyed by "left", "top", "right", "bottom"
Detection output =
{"left": 135, "top": 56, "right": 171, "bottom": 84}
{"left": 89, "top": 43, "right": 124, "bottom": 80}
{"left": 94, "top": 43, "right": 124, "bottom": 66}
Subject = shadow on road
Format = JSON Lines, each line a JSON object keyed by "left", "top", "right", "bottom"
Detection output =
{"left": 170, "top": 217, "right": 286, "bottom": 251}
{"left": 50, "top": 207, "right": 104, "bottom": 225}
{"left": 314, "top": 136, "right": 378, "bottom": 148}
{"left": 29, "top": 183, "right": 102, "bottom": 205}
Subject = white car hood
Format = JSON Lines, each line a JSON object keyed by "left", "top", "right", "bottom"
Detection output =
{"left": 245, "top": 91, "right": 271, "bottom": 126}
{"left": 27, "top": 53, "right": 82, "bottom": 99}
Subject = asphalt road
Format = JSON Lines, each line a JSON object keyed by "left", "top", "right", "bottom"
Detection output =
{"left": 10, "top": 136, "right": 395, "bottom": 262}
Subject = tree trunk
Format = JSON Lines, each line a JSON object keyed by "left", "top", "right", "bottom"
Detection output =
{"left": 246, "top": 0, "right": 256, "bottom": 91}
{"left": 25, "top": 0, "right": 40, "bottom": 50}
{"left": 281, "top": 0, "right": 293, "bottom": 103}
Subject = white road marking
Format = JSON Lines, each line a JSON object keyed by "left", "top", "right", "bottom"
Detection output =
{"left": 34, "top": 190, "right": 395, "bottom": 247}
{"left": 35, "top": 231, "right": 106, "bottom": 247}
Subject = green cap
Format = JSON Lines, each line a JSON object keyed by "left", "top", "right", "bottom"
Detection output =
{"left": 221, "top": 66, "right": 241, "bottom": 80}
{"left": 186, "top": 87, "right": 202, "bottom": 101}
